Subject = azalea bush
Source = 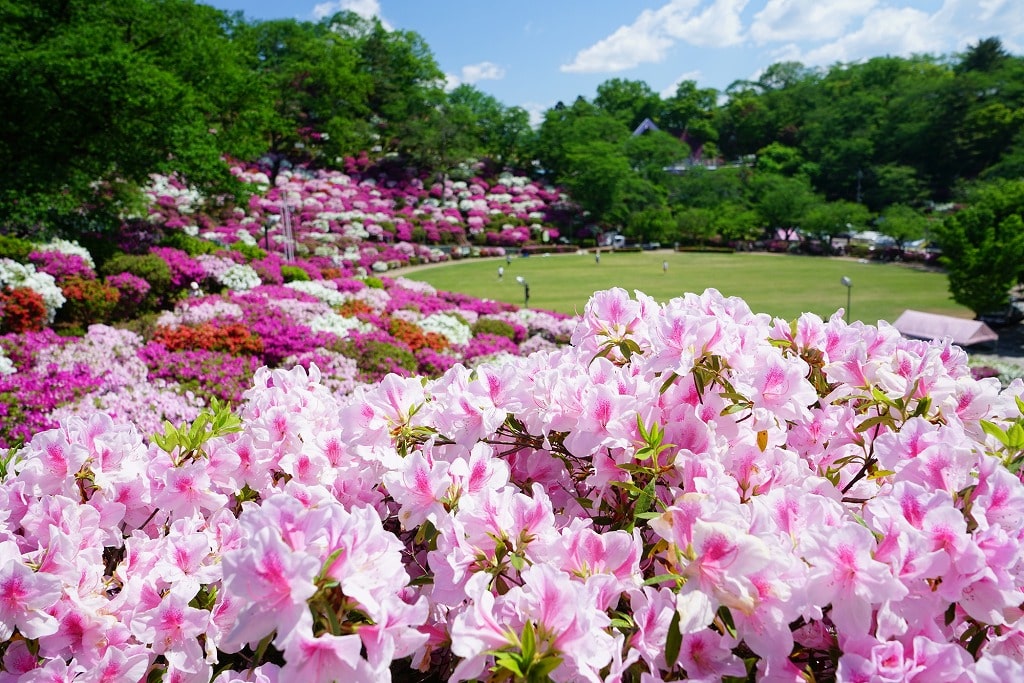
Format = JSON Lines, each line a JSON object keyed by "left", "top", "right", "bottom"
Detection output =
{"left": 0, "top": 271, "right": 572, "bottom": 450}
{"left": 2, "top": 287, "right": 1023, "bottom": 682}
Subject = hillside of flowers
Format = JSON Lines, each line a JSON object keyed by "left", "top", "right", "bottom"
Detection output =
{"left": 151, "top": 155, "right": 574, "bottom": 264}
{"left": 0, "top": 156, "right": 582, "bottom": 449}
{"left": 2, "top": 285, "right": 1024, "bottom": 682}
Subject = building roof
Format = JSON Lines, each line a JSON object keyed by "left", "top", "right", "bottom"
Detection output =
{"left": 632, "top": 118, "right": 660, "bottom": 136}
{"left": 892, "top": 310, "right": 998, "bottom": 347}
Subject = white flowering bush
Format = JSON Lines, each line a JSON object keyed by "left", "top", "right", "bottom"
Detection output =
{"left": 419, "top": 311, "right": 473, "bottom": 346}
{"left": 308, "top": 311, "right": 374, "bottom": 338}
{"left": 217, "top": 263, "right": 261, "bottom": 292}
{"left": 284, "top": 280, "right": 348, "bottom": 307}
{"left": 0, "top": 258, "right": 66, "bottom": 322}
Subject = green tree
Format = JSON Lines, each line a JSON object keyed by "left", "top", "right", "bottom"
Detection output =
{"left": 0, "top": 0, "right": 258, "bottom": 231}
{"left": 878, "top": 204, "right": 929, "bottom": 249}
{"left": 933, "top": 179, "right": 1024, "bottom": 316}
{"left": 623, "top": 129, "right": 689, "bottom": 181}
{"left": 533, "top": 98, "right": 628, "bottom": 179}
{"left": 233, "top": 16, "right": 371, "bottom": 174}
{"left": 561, "top": 141, "right": 633, "bottom": 226}
{"left": 801, "top": 200, "right": 872, "bottom": 243}
{"left": 594, "top": 78, "right": 660, "bottom": 131}
{"left": 447, "top": 84, "right": 533, "bottom": 167}
{"left": 345, "top": 15, "right": 447, "bottom": 163}
{"left": 750, "top": 174, "right": 816, "bottom": 234}
{"left": 755, "top": 142, "right": 805, "bottom": 176}
{"left": 674, "top": 207, "right": 717, "bottom": 246}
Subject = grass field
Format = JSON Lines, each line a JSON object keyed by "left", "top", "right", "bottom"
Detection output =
{"left": 401, "top": 250, "right": 973, "bottom": 324}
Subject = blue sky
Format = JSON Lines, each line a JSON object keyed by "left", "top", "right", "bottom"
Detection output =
{"left": 205, "top": 0, "right": 1023, "bottom": 124}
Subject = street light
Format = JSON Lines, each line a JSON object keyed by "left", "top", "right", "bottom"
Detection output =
{"left": 515, "top": 276, "right": 529, "bottom": 308}
{"left": 840, "top": 276, "right": 852, "bottom": 322}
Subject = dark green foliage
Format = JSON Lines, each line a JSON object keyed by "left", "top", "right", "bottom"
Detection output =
{"left": 0, "top": 0, "right": 258, "bottom": 229}
{"left": 933, "top": 179, "right": 1024, "bottom": 316}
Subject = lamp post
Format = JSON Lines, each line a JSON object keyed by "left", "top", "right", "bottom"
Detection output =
{"left": 515, "top": 276, "right": 529, "bottom": 308}
{"left": 840, "top": 276, "right": 852, "bottom": 322}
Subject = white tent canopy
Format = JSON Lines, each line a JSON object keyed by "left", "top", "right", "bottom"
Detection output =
{"left": 892, "top": 310, "right": 999, "bottom": 347}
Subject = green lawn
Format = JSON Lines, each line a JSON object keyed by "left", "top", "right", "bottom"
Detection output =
{"left": 400, "top": 250, "right": 972, "bottom": 324}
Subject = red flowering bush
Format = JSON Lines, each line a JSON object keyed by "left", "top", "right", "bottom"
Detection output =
{"left": 390, "top": 317, "right": 450, "bottom": 352}
{"left": 336, "top": 299, "right": 376, "bottom": 319}
{"left": 0, "top": 287, "right": 48, "bottom": 333}
{"left": 56, "top": 276, "right": 120, "bottom": 326}
{"left": 152, "top": 322, "right": 264, "bottom": 356}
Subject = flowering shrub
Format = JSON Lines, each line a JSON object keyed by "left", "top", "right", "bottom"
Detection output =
{"left": 152, "top": 322, "right": 264, "bottom": 356}
{"left": 0, "top": 287, "right": 48, "bottom": 333}
{"left": 105, "top": 271, "right": 151, "bottom": 319}
{"left": 151, "top": 246, "right": 207, "bottom": 290}
{"left": 30, "top": 237, "right": 96, "bottom": 269}
{"left": 0, "top": 259, "right": 65, "bottom": 322}
{"left": 55, "top": 276, "right": 120, "bottom": 327}
{"left": 99, "top": 253, "right": 172, "bottom": 310}
{"left": 216, "top": 263, "right": 261, "bottom": 292}
{"left": 3, "top": 287, "right": 1024, "bottom": 681}
{"left": 139, "top": 343, "right": 259, "bottom": 405}
{"left": 389, "top": 317, "right": 450, "bottom": 353}
{"left": 419, "top": 311, "right": 473, "bottom": 346}
{"left": 27, "top": 250, "right": 96, "bottom": 283}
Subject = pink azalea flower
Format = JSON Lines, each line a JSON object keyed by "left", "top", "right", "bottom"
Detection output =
{"left": 130, "top": 585, "right": 209, "bottom": 656}
{"left": 220, "top": 525, "right": 320, "bottom": 651}
{"left": 804, "top": 524, "right": 909, "bottom": 635}
{"left": 676, "top": 628, "right": 746, "bottom": 680}
{"left": 0, "top": 541, "right": 63, "bottom": 640}
{"left": 281, "top": 631, "right": 367, "bottom": 683}
{"left": 383, "top": 449, "right": 451, "bottom": 529}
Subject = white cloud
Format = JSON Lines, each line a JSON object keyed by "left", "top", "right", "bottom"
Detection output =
{"left": 461, "top": 61, "right": 507, "bottom": 84}
{"left": 560, "top": 7, "right": 679, "bottom": 73}
{"left": 796, "top": 7, "right": 944, "bottom": 67}
{"left": 749, "top": 0, "right": 877, "bottom": 44}
{"left": 931, "top": 0, "right": 1024, "bottom": 54}
{"left": 444, "top": 73, "right": 461, "bottom": 92}
{"left": 752, "top": 0, "right": 1024, "bottom": 70}
{"left": 561, "top": 0, "right": 749, "bottom": 73}
{"left": 661, "top": 0, "right": 748, "bottom": 47}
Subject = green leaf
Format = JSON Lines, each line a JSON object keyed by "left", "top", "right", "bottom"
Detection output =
{"left": 717, "top": 605, "right": 737, "bottom": 637}
{"left": 520, "top": 621, "right": 536, "bottom": 662}
{"left": 643, "top": 572, "right": 683, "bottom": 586}
{"left": 1006, "top": 422, "right": 1024, "bottom": 450}
{"left": 855, "top": 414, "right": 891, "bottom": 433}
{"left": 609, "top": 480, "right": 644, "bottom": 497}
{"left": 665, "top": 608, "right": 682, "bottom": 668}
{"left": 980, "top": 419, "right": 1010, "bottom": 447}
{"left": 634, "top": 477, "right": 657, "bottom": 519}
{"left": 530, "top": 654, "right": 564, "bottom": 680}
{"left": 493, "top": 653, "right": 525, "bottom": 678}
